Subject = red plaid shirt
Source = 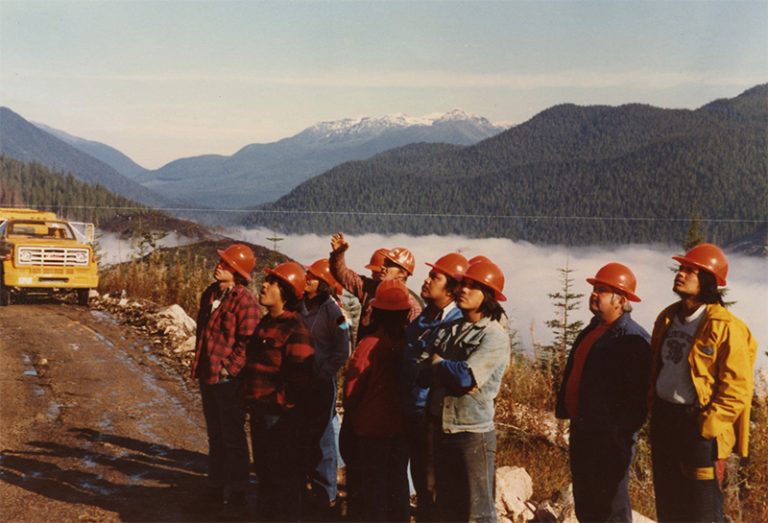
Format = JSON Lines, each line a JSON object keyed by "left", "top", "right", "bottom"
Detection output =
{"left": 244, "top": 310, "right": 316, "bottom": 409}
{"left": 329, "top": 250, "right": 422, "bottom": 341}
{"left": 191, "top": 283, "right": 260, "bottom": 384}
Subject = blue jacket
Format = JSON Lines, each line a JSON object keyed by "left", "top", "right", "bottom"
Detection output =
{"left": 300, "top": 296, "right": 351, "bottom": 381}
{"left": 556, "top": 313, "right": 651, "bottom": 434}
{"left": 402, "top": 302, "right": 464, "bottom": 417}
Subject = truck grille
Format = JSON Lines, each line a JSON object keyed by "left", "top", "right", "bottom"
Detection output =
{"left": 16, "top": 247, "right": 90, "bottom": 267}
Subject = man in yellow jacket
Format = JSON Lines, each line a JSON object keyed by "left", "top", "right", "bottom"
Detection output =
{"left": 649, "top": 243, "right": 757, "bottom": 523}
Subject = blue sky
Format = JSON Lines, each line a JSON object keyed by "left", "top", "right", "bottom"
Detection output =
{"left": 2, "top": 0, "right": 766, "bottom": 168}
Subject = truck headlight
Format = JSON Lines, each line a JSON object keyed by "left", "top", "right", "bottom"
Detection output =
{"left": 74, "top": 251, "right": 89, "bottom": 263}
{"left": 19, "top": 250, "right": 32, "bottom": 263}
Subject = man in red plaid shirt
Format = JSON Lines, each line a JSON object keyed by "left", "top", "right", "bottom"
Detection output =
{"left": 190, "top": 244, "right": 260, "bottom": 518}
{"left": 245, "top": 261, "right": 316, "bottom": 522}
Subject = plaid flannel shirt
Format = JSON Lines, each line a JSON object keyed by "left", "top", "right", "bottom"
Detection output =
{"left": 244, "top": 310, "right": 316, "bottom": 409}
{"left": 191, "top": 282, "right": 260, "bottom": 384}
{"left": 329, "top": 250, "right": 422, "bottom": 341}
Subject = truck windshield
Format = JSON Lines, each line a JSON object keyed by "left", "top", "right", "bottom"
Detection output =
{"left": 7, "top": 220, "right": 75, "bottom": 240}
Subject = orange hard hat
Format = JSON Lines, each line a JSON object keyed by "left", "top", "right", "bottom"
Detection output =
{"left": 217, "top": 244, "right": 256, "bottom": 281}
{"left": 264, "top": 261, "right": 307, "bottom": 299}
{"left": 586, "top": 262, "right": 641, "bottom": 302}
{"left": 365, "top": 248, "right": 389, "bottom": 271}
{"left": 672, "top": 243, "right": 728, "bottom": 286}
{"left": 383, "top": 247, "right": 415, "bottom": 275}
{"left": 468, "top": 255, "right": 492, "bottom": 265}
{"left": 370, "top": 279, "right": 411, "bottom": 311}
{"left": 307, "top": 258, "right": 343, "bottom": 294}
{"left": 461, "top": 261, "right": 507, "bottom": 302}
{"left": 426, "top": 252, "right": 469, "bottom": 281}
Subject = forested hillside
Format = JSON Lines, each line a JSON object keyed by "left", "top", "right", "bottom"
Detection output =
{"left": 0, "top": 156, "right": 209, "bottom": 238}
{"left": 244, "top": 85, "right": 768, "bottom": 245}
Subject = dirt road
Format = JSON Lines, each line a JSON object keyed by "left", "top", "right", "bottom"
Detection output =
{"left": 0, "top": 302, "right": 223, "bottom": 522}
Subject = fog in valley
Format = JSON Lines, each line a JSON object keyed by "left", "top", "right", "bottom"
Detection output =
{"left": 98, "top": 228, "right": 768, "bottom": 373}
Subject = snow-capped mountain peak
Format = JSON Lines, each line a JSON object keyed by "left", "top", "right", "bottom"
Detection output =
{"left": 302, "top": 109, "right": 500, "bottom": 139}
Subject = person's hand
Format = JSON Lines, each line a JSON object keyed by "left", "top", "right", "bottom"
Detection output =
{"left": 430, "top": 353, "right": 443, "bottom": 365}
{"left": 330, "top": 232, "right": 349, "bottom": 253}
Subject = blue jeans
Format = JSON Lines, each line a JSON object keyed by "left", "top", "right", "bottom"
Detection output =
{"left": 434, "top": 428, "right": 497, "bottom": 523}
{"left": 199, "top": 377, "right": 249, "bottom": 494}
{"left": 304, "top": 378, "right": 339, "bottom": 503}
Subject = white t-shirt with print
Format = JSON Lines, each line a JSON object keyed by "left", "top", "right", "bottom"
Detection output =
{"left": 655, "top": 305, "right": 706, "bottom": 405}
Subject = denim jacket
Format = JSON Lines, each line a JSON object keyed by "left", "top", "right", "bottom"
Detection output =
{"left": 424, "top": 317, "right": 510, "bottom": 433}
{"left": 402, "top": 302, "right": 465, "bottom": 417}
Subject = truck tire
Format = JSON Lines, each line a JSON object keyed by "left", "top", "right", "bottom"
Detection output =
{"left": 0, "top": 287, "right": 10, "bottom": 306}
{"left": 77, "top": 289, "right": 90, "bottom": 307}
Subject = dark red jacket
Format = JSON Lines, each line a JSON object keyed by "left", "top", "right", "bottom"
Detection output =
{"left": 343, "top": 330, "right": 406, "bottom": 437}
{"left": 191, "top": 283, "right": 260, "bottom": 384}
{"left": 244, "top": 310, "right": 316, "bottom": 410}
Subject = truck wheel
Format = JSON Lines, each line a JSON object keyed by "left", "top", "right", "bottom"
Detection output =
{"left": 77, "top": 289, "right": 90, "bottom": 307}
{"left": 0, "top": 287, "right": 11, "bottom": 306}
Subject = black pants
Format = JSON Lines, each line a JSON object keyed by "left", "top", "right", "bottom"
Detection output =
{"left": 650, "top": 399, "right": 724, "bottom": 523}
{"left": 250, "top": 404, "right": 304, "bottom": 522}
{"left": 199, "top": 378, "right": 250, "bottom": 494}
{"left": 355, "top": 434, "right": 410, "bottom": 522}
{"left": 569, "top": 420, "right": 634, "bottom": 522}
{"left": 405, "top": 414, "right": 437, "bottom": 521}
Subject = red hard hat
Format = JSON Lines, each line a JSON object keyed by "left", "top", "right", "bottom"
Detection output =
{"left": 426, "top": 252, "right": 469, "bottom": 281}
{"left": 468, "top": 255, "right": 492, "bottom": 265}
{"left": 307, "top": 258, "right": 343, "bottom": 294}
{"left": 672, "top": 243, "right": 728, "bottom": 286}
{"left": 217, "top": 244, "right": 256, "bottom": 281}
{"left": 264, "top": 261, "right": 307, "bottom": 299}
{"left": 370, "top": 279, "right": 411, "bottom": 311}
{"left": 384, "top": 247, "right": 415, "bottom": 275}
{"left": 365, "top": 248, "right": 389, "bottom": 271}
{"left": 461, "top": 261, "right": 507, "bottom": 302}
{"left": 586, "top": 262, "right": 641, "bottom": 302}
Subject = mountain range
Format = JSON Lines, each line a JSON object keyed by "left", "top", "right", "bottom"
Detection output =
{"left": 0, "top": 107, "right": 171, "bottom": 208}
{"left": 132, "top": 109, "right": 504, "bottom": 208}
{"left": 243, "top": 84, "right": 768, "bottom": 246}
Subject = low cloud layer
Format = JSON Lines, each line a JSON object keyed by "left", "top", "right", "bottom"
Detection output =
{"left": 95, "top": 227, "right": 767, "bottom": 373}
{"left": 236, "top": 228, "right": 767, "bottom": 372}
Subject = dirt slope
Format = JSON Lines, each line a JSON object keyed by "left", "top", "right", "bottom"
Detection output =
{"left": 0, "top": 303, "right": 223, "bottom": 522}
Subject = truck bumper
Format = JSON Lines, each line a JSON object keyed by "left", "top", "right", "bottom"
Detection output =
{"left": 2, "top": 264, "right": 99, "bottom": 289}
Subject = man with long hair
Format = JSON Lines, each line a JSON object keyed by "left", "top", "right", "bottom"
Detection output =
{"left": 649, "top": 243, "right": 757, "bottom": 522}
{"left": 419, "top": 259, "right": 511, "bottom": 522}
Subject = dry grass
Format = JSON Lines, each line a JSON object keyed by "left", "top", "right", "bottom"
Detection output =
{"left": 494, "top": 356, "right": 768, "bottom": 522}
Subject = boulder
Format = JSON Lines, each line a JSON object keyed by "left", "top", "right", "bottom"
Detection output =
{"left": 174, "top": 336, "right": 197, "bottom": 354}
{"left": 495, "top": 466, "right": 535, "bottom": 522}
{"left": 156, "top": 304, "right": 196, "bottom": 333}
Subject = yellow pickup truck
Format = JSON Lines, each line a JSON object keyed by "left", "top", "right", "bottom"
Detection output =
{"left": 0, "top": 208, "right": 99, "bottom": 306}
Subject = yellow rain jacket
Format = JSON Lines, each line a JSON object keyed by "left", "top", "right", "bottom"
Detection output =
{"left": 650, "top": 303, "right": 757, "bottom": 458}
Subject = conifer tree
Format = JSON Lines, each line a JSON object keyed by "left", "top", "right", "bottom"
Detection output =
{"left": 540, "top": 261, "right": 584, "bottom": 383}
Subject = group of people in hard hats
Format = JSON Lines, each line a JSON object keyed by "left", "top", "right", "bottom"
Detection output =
{"left": 190, "top": 235, "right": 757, "bottom": 523}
